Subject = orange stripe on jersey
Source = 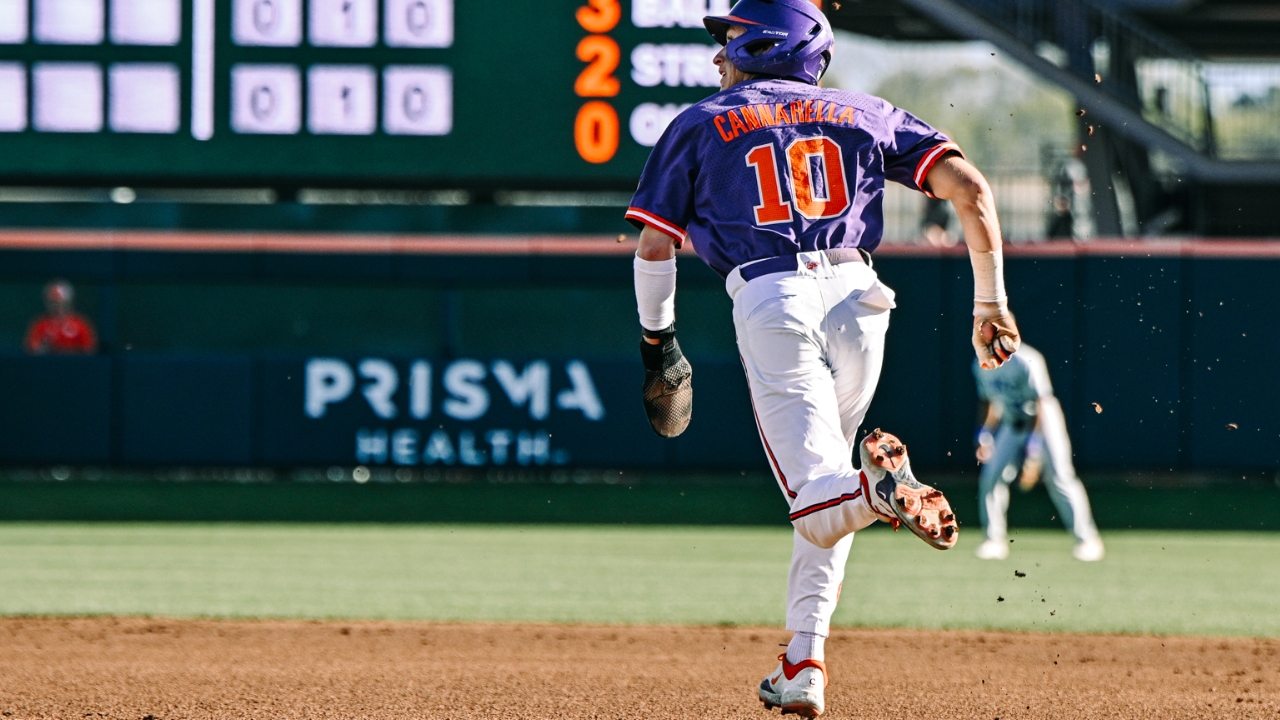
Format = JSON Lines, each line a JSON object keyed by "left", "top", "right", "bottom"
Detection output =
{"left": 625, "top": 207, "right": 686, "bottom": 243}
{"left": 913, "top": 142, "right": 964, "bottom": 196}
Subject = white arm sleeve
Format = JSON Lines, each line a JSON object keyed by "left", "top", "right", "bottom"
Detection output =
{"left": 634, "top": 255, "right": 676, "bottom": 332}
{"left": 969, "top": 247, "right": 1008, "bottom": 310}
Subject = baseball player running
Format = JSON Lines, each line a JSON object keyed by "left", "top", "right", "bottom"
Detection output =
{"left": 973, "top": 343, "right": 1105, "bottom": 562}
{"left": 627, "top": 1, "right": 1019, "bottom": 716}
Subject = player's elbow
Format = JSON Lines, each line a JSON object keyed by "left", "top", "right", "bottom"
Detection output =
{"left": 636, "top": 225, "right": 677, "bottom": 261}
{"left": 637, "top": 243, "right": 671, "bottom": 262}
{"left": 947, "top": 172, "right": 993, "bottom": 216}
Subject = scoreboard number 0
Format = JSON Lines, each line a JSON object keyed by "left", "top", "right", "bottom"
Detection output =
{"left": 575, "top": 101, "right": 618, "bottom": 165}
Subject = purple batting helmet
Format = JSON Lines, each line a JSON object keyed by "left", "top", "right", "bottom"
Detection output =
{"left": 704, "top": 0, "right": 834, "bottom": 85}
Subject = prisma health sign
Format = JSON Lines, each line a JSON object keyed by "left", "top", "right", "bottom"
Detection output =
{"left": 0, "top": 0, "right": 729, "bottom": 188}
{"left": 257, "top": 355, "right": 670, "bottom": 468}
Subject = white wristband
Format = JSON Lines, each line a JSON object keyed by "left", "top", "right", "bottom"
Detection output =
{"left": 969, "top": 247, "right": 1008, "bottom": 309}
{"left": 634, "top": 255, "right": 677, "bottom": 332}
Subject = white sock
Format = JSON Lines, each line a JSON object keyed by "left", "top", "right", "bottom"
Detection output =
{"left": 786, "top": 631, "right": 825, "bottom": 664}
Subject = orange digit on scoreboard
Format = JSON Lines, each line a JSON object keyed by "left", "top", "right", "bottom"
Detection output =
{"left": 576, "top": 0, "right": 621, "bottom": 33}
{"left": 573, "top": 0, "right": 621, "bottom": 164}
{"left": 575, "top": 101, "right": 619, "bottom": 165}
{"left": 574, "top": 35, "right": 621, "bottom": 98}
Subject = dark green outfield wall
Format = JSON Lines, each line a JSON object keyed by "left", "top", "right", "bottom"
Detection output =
{"left": 1, "top": 241, "right": 1278, "bottom": 473}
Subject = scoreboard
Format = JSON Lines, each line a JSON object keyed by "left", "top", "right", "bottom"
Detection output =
{"left": 0, "top": 0, "right": 731, "bottom": 188}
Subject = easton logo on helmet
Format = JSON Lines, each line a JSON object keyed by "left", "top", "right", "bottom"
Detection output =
{"left": 704, "top": 0, "right": 834, "bottom": 85}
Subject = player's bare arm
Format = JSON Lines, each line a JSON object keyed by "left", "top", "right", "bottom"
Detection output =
{"left": 926, "top": 155, "right": 1021, "bottom": 369}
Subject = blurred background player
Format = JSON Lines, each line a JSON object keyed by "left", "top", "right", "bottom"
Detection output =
{"left": 920, "top": 196, "right": 958, "bottom": 247}
{"left": 973, "top": 342, "right": 1103, "bottom": 561}
{"left": 24, "top": 279, "right": 97, "bottom": 356}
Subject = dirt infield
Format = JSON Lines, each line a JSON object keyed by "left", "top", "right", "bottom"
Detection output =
{"left": 0, "top": 619, "right": 1276, "bottom": 719}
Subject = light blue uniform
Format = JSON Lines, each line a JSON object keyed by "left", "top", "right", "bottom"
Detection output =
{"left": 973, "top": 344, "right": 1100, "bottom": 544}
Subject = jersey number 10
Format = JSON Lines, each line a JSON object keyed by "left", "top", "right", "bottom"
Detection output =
{"left": 746, "top": 137, "right": 850, "bottom": 225}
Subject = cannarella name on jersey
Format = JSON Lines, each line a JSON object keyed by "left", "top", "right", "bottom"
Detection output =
{"left": 712, "top": 99, "right": 858, "bottom": 143}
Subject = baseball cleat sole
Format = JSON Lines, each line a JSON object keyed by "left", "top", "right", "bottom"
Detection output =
{"left": 861, "top": 429, "right": 959, "bottom": 550}
{"left": 889, "top": 481, "right": 958, "bottom": 550}
{"left": 759, "top": 698, "right": 821, "bottom": 718}
{"left": 781, "top": 703, "right": 821, "bottom": 717}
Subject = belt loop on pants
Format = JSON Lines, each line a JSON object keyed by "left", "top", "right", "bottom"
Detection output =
{"left": 736, "top": 248, "right": 872, "bottom": 283}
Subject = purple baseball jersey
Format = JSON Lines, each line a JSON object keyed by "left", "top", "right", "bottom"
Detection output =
{"left": 625, "top": 78, "right": 961, "bottom": 278}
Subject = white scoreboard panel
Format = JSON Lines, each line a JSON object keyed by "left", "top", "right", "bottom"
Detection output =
{"left": 0, "top": 0, "right": 725, "bottom": 188}
{"left": 0, "top": 0, "right": 451, "bottom": 138}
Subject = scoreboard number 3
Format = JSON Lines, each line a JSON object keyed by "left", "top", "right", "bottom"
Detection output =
{"left": 746, "top": 137, "right": 851, "bottom": 224}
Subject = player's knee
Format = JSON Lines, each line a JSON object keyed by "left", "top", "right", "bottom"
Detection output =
{"left": 791, "top": 516, "right": 843, "bottom": 550}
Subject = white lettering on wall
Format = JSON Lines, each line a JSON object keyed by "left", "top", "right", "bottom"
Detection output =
{"left": 491, "top": 360, "right": 550, "bottom": 420}
{"left": 517, "top": 430, "right": 551, "bottom": 466}
{"left": 391, "top": 428, "right": 419, "bottom": 465}
{"left": 424, "top": 428, "right": 455, "bottom": 465}
{"left": 442, "top": 359, "right": 489, "bottom": 420}
{"left": 354, "top": 427, "right": 570, "bottom": 467}
{"left": 359, "top": 358, "right": 399, "bottom": 419}
{"left": 486, "top": 429, "right": 513, "bottom": 465}
{"left": 458, "top": 430, "right": 486, "bottom": 466}
{"left": 305, "top": 358, "right": 354, "bottom": 418}
{"left": 556, "top": 360, "right": 605, "bottom": 421}
{"left": 355, "top": 427, "right": 388, "bottom": 463}
{"left": 304, "top": 357, "right": 605, "bottom": 422}
{"left": 409, "top": 360, "right": 431, "bottom": 419}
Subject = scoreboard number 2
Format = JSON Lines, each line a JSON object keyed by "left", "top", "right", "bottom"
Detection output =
{"left": 573, "top": 0, "right": 620, "bottom": 164}
{"left": 574, "top": 36, "right": 620, "bottom": 98}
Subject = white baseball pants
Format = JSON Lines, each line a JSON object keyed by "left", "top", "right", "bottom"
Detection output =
{"left": 727, "top": 250, "right": 894, "bottom": 636}
{"left": 978, "top": 397, "right": 1100, "bottom": 544}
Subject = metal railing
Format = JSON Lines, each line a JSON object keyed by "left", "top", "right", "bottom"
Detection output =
{"left": 956, "top": 0, "right": 1215, "bottom": 153}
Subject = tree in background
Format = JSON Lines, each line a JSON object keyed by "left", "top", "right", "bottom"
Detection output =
{"left": 866, "top": 66, "right": 1074, "bottom": 172}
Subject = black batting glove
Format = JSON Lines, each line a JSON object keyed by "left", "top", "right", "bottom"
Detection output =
{"left": 639, "top": 325, "right": 693, "bottom": 438}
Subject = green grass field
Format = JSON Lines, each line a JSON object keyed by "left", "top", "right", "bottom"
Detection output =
{"left": 0, "top": 523, "right": 1277, "bottom": 637}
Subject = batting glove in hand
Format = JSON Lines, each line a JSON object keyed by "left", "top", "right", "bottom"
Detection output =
{"left": 972, "top": 301, "right": 1021, "bottom": 369}
{"left": 640, "top": 325, "right": 692, "bottom": 438}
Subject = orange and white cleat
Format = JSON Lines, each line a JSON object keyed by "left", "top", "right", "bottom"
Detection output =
{"left": 859, "top": 429, "right": 959, "bottom": 550}
{"left": 758, "top": 653, "right": 827, "bottom": 717}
